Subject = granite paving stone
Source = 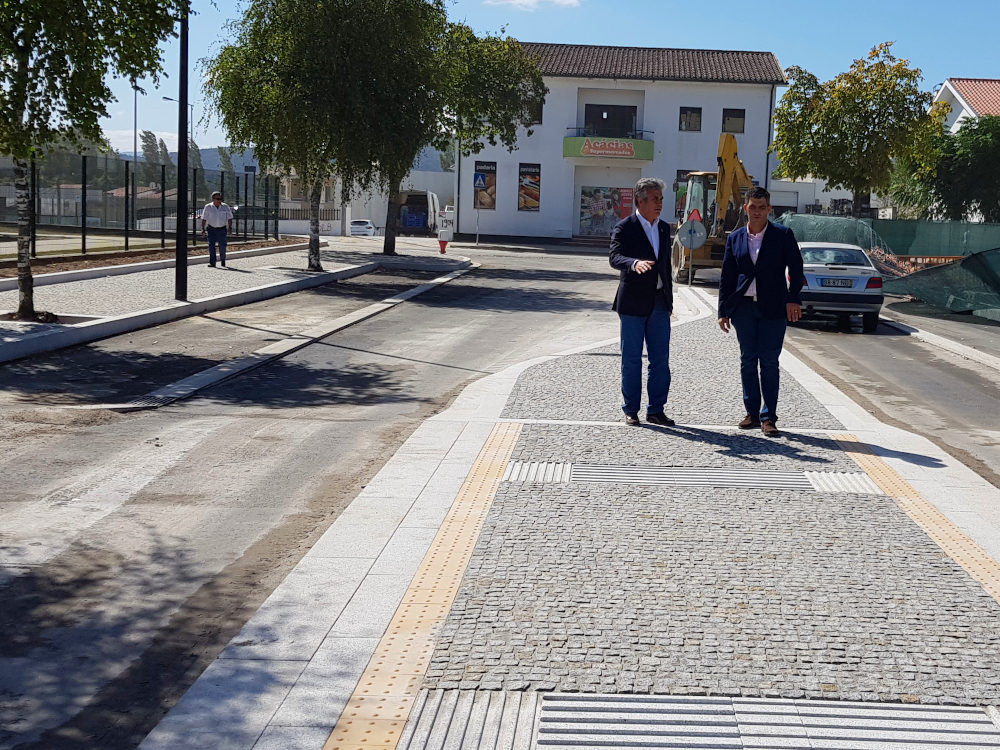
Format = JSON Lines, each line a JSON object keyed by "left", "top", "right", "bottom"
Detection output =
{"left": 424, "top": 482, "right": 1000, "bottom": 703}
{"left": 501, "top": 315, "right": 843, "bottom": 429}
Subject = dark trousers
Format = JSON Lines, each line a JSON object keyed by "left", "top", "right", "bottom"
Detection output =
{"left": 730, "top": 297, "right": 786, "bottom": 423}
{"left": 207, "top": 226, "right": 228, "bottom": 265}
{"left": 618, "top": 295, "right": 672, "bottom": 416}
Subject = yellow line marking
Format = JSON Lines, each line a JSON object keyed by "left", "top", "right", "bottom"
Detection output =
{"left": 833, "top": 432, "right": 1000, "bottom": 602}
{"left": 323, "top": 422, "right": 522, "bottom": 750}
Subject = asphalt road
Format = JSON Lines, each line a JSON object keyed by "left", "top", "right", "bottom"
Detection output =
{"left": 1, "top": 250, "right": 997, "bottom": 749}
{"left": 0, "top": 247, "right": 619, "bottom": 750}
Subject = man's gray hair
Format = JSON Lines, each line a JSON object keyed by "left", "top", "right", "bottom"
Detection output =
{"left": 211, "top": 191, "right": 223, "bottom": 199}
{"left": 635, "top": 177, "right": 665, "bottom": 202}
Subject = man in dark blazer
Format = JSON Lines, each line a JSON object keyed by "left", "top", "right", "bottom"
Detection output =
{"left": 718, "top": 186, "right": 804, "bottom": 437}
{"left": 609, "top": 177, "right": 674, "bottom": 426}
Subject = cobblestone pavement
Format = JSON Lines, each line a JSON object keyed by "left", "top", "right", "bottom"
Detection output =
{"left": 502, "top": 316, "right": 844, "bottom": 430}
{"left": 425, "top": 315, "right": 1000, "bottom": 706}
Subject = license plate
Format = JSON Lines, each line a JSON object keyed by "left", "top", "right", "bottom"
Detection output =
{"left": 821, "top": 278, "right": 853, "bottom": 287}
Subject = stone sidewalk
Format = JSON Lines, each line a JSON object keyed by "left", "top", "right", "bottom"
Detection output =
{"left": 140, "top": 286, "right": 1000, "bottom": 749}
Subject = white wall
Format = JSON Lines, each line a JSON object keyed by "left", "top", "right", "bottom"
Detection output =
{"left": 457, "top": 75, "right": 777, "bottom": 237}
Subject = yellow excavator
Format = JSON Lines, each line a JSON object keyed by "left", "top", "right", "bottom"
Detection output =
{"left": 670, "top": 133, "right": 755, "bottom": 283}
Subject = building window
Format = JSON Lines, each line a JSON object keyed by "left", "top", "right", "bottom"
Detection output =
{"left": 528, "top": 97, "right": 544, "bottom": 126}
{"left": 722, "top": 108, "right": 745, "bottom": 133}
{"left": 584, "top": 104, "right": 637, "bottom": 138}
{"left": 678, "top": 107, "right": 701, "bottom": 132}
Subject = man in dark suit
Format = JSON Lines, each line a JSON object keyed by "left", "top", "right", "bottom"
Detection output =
{"left": 609, "top": 177, "right": 674, "bottom": 427}
{"left": 718, "top": 186, "right": 804, "bottom": 437}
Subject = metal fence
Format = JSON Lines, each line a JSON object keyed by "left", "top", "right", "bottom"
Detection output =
{"left": 0, "top": 151, "right": 280, "bottom": 255}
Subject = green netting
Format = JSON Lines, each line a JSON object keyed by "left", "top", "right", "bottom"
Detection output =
{"left": 773, "top": 212, "right": 1000, "bottom": 258}
{"left": 772, "top": 213, "right": 912, "bottom": 277}
{"left": 871, "top": 219, "right": 1000, "bottom": 257}
{"left": 773, "top": 213, "right": 886, "bottom": 250}
{"left": 883, "top": 248, "right": 1000, "bottom": 312}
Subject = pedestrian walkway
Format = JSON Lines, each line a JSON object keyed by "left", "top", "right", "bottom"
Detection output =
{"left": 0, "top": 237, "right": 469, "bottom": 364}
{"left": 137, "top": 286, "right": 1000, "bottom": 749}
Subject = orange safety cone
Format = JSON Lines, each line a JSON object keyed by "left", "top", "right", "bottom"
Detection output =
{"left": 438, "top": 239, "right": 448, "bottom": 254}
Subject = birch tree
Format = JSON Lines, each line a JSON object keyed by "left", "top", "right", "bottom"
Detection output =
{"left": 0, "top": 0, "right": 189, "bottom": 319}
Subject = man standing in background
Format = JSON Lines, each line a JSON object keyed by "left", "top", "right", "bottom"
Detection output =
{"left": 201, "top": 191, "right": 234, "bottom": 268}
{"left": 609, "top": 177, "right": 674, "bottom": 427}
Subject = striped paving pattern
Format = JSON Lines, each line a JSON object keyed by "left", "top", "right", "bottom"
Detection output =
{"left": 397, "top": 692, "right": 1000, "bottom": 749}
{"left": 502, "top": 461, "right": 884, "bottom": 494}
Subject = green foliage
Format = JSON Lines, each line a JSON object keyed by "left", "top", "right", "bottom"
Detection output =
{"left": 203, "top": 0, "right": 545, "bottom": 256}
{"left": 218, "top": 146, "right": 236, "bottom": 175}
{"left": 928, "top": 116, "right": 1000, "bottom": 222}
{"left": 886, "top": 156, "right": 936, "bottom": 219}
{"left": 0, "top": 0, "right": 190, "bottom": 159}
{"left": 772, "top": 43, "right": 946, "bottom": 214}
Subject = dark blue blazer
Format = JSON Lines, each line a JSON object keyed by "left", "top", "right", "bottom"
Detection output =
{"left": 609, "top": 214, "right": 673, "bottom": 317}
{"left": 718, "top": 221, "right": 804, "bottom": 320}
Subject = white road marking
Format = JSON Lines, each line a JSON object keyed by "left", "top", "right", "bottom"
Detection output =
{"left": 0, "top": 418, "right": 225, "bottom": 571}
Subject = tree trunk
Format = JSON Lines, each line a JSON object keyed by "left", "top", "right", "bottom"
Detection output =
{"left": 851, "top": 190, "right": 863, "bottom": 218}
{"left": 307, "top": 178, "right": 323, "bottom": 271}
{"left": 13, "top": 157, "right": 36, "bottom": 320}
{"left": 382, "top": 179, "right": 402, "bottom": 256}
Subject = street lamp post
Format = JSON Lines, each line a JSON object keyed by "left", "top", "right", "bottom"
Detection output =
{"left": 170, "top": 10, "right": 189, "bottom": 300}
{"left": 162, "top": 96, "right": 194, "bottom": 146}
{"left": 132, "top": 82, "right": 140, "bottom": 230}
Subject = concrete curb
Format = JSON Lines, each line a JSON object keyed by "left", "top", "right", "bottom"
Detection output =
{"left": 880, "top": 314, "right": 1000, "bottom": 374}
{"left": 0, "top": 241, "right": 315, "bottom": 292}
{"left": 0, "top": 255, "right": 472, "bottom": 364}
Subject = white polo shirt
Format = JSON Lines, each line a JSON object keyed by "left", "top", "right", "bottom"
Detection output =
{"left": 202, "top": 201, "right": 234, "bottom": 228}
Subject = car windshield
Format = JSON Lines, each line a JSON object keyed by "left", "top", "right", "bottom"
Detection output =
{"left": 800, "top": 247, "right": 871, "bottom": 267}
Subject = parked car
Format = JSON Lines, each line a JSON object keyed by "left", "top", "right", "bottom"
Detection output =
{"left": 797, "top": 242, "right": 884, "bottom": 333}
{"left": 349, "top": 219, "right": 376, "bottom": 236}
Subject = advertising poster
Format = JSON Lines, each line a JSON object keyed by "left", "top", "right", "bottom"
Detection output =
{"left": 578, "top": 186, "right": 633, "bottom": 236}
{"left": 473, "top": 161, "right": 497, "bottom": 210}
{"left": 517, "top": 163, "right": 541, "bottom": 212}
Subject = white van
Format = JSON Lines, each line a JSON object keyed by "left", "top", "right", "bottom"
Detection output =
{"left": 397, "top": 191, "right": 440, "bottom": 236}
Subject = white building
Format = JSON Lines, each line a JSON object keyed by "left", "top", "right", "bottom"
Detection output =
{"left": 933, "top": 77, "right": 1000, "bottom": 133}
{"left": 456, "top": 42, "right": 786, "bottom": 240}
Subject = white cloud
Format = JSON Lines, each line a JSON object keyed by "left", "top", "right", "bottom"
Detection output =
{"left": 484, "top": 0, "right": 580, "bottom": 10}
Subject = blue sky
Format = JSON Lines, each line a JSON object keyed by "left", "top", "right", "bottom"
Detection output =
{"left": 100, "top": 0, "right": 999, "bottom": 152}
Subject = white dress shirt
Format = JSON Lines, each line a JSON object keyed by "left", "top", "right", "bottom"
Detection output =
{"left": 634, "top": 211, "right": 664, "bottom": 289}
{"left": 745, "top": 223, "right": 766, "bottom": 298}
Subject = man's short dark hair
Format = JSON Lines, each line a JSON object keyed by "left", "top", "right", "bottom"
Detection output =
{"left": 747, "top": 186, "right": 770, "bottom": 203}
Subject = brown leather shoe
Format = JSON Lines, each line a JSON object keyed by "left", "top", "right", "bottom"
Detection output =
{"left": 623, "top": 412, "right": 641, "bottom": 426}
{"left": 761, "top": 419, "right": 780, "bottom": 437}
{"left": 645, "top": 413, "right": 675, "bottom": 426}
{"left": 738, "top": 415, "right": 761, "bottom": 429}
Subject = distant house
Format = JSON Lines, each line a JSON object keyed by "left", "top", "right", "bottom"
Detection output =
{"left": 933, "top": 78, "right": 1000, "bottom": 133}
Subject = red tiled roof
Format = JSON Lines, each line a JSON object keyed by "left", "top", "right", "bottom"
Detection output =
{"left": 520, "top": 42, "right": 786, "bottom": 85}
{"left": 949, "top": 78, "right": 1000, "bottom": 116}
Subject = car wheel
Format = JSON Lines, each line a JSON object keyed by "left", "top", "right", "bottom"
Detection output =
{"left": 862, "top": 311, "right": 879, "bottom": 333}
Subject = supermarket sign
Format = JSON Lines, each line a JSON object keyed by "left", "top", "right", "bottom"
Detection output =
{"left": 563, "top": 136, "right": 654, "bottom": 161}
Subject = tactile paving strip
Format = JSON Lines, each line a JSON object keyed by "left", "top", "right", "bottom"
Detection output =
{"left": 323, "top": 421, "right": 522, "bottom": 750}
{"left": 833, "top": 432, "right": 1000, "bottom": 604}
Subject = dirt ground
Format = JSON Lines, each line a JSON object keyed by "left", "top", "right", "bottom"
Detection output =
{"left": 0, "top": 238, "right": 304, "bottom": 278}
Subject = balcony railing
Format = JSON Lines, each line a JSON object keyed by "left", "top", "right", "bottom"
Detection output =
{"left": 566, "top": 127, "right": 655, "bottom": 140}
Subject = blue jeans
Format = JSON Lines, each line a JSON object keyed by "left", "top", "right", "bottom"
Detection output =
{"left": 731, "top": 297, "right": 786, "bottom": 423}
{"left": 207, "top": 226, "right": 228, "bottom": 265}
{"left": 619, "top": 295, "right": 671, "bottom": 415}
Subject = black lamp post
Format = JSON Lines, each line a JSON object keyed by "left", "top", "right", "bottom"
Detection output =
{"left": 173, "top": 10, "right": 189, "bottom": 300}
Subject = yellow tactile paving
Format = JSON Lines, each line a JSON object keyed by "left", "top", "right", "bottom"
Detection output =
{"left": 323, "top": 421, "right": 522, "bottom": 750}
{"left": 833, "top": 432, "right": 1000, "bottom": 603}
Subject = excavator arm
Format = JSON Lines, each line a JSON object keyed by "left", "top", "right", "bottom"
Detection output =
{"left": 712, "top": 133, "right": 753, "bottom": 236}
